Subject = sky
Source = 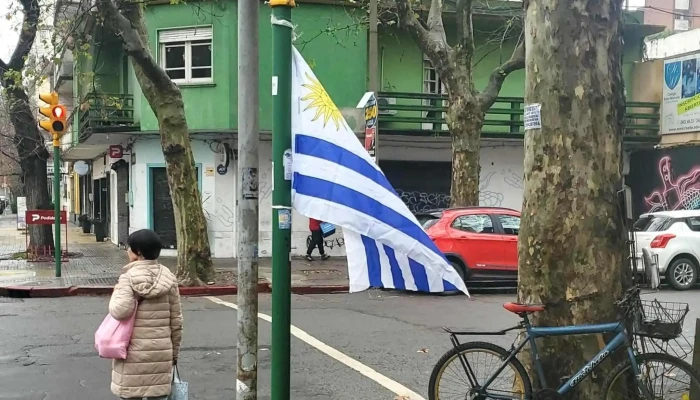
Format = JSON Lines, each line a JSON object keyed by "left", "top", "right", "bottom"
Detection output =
{"left": 0, "top": 0, "right": 648, "bottom": 64}
{"left": 1, "top": 0, "right": 21, "bottom": 63}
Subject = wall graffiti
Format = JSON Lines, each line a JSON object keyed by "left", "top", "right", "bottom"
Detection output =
{"left": 629, "top": 147, "right": 700, "bottom": 216}
{"left": 644, "top": 156, "right": 700, "bottom": 213}
{"left": 306, "top": 235, "right": 345, "bottom": 250}
{"left": 259, "top": 170, "right": 273, "bottom": 201}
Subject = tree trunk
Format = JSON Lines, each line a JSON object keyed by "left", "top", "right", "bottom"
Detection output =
{"left": 517, "top": 0, "right": 626, "bottom": 398}
{"left": 447, "top": 94, "right": 483, "bottom": 207}
{"left": 4, "top": 86, "right": 54, "bottom": 249}
{"left": 97, "top": 1, "right": 214, "bottom": 285}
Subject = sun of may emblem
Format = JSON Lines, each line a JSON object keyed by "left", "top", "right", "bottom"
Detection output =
{"left": 301, "top": 73, "right": 343, "bottom": 131}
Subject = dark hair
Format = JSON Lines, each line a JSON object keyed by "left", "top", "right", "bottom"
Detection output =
{"left": 127, "top": 229, "right": 163, "bottom": 260}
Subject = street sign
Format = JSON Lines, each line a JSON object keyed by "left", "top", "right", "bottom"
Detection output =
{"left": 73, "top": 161, "right": 89, "bottom": 176}
{"left": 25, "top": 210, "right": 67, "bottom": 225}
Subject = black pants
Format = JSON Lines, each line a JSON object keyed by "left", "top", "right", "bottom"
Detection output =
{"left": 307, "top": 229, "right": 325, "bottom": 256}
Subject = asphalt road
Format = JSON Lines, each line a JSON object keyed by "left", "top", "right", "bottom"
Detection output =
{"left": 0, "top": 289, "right": 698, "bottom": 400}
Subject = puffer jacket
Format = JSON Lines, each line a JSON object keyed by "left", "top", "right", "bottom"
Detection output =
{"left": 108, "top": 260, "right": 183, "bottom": 399}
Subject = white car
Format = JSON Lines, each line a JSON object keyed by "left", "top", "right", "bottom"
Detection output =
{"left": 634, "top": 210, "right": 700, "bottom": 290}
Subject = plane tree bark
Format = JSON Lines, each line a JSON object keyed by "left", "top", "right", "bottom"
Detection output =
{"left": 393, "top": 0, "right": 524, "bottom": 206}
{"left": 96, "top": 0, "right": 214, "bottom": 285}
{"left": 0, "top": 0, "right": 54, "bottom": 250}
{"left": 517, "top": 0, "right": 627, "bottom": 398}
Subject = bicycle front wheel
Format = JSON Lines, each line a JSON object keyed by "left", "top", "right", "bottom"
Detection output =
{"left": 604, "top": 352, "right": 700, "bottom": 399}
{"left": 428, "top": 341, "right": 532, "bottom": 400}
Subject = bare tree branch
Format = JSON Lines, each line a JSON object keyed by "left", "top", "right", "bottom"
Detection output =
{"left": 478, "top": 39, "right": 525, "bottom": 111}
{"left": 95, "top": 0, "right": 175, "bottom": 93}
{"left": 393, "top": 0, "right": 452, "bottom": 83}
{"left": 0, "top": 0, "right": 39, "bottom": 77}
{"left": 455, "top": 0, "right": 474, "bottom": 66}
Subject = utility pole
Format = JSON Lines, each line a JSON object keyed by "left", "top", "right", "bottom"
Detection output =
{"left": 368, "top": 0, "right": 379, "bottom": 93}
{"left": 270, "top": 0, "right": 294, "bottom": 398}
{"left": 237, "top": 0, "right": 260, "bottom": 397}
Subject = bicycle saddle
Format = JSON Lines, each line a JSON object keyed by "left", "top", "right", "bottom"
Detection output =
{"left": 503, "top": 302, "right": 545, "bottom": 314}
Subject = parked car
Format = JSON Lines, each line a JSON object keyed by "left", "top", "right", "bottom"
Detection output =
{"left": 417, "top": 207, "right": 520, "bottom": 283}
{"left": 634, "top": 210, "right": 700, "bottom": 290}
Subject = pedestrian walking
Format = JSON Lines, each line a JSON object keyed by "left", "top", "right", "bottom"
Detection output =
{"left": 107, "top": 229, "right": 183, "bottom": 400}
{"left": 306, "top": 217, "right": 330, "bottom": 261}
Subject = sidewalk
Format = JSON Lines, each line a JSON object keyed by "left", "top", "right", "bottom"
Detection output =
{"left": 0, "top": 213, "right": 350, "bottom": 296}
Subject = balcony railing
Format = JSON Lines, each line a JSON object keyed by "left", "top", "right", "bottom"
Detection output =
{"left": 377, "top": 92, "right": 660, "bottom": 139}
{"left": 79, "top": 93, "right": 139, "bottom": 134}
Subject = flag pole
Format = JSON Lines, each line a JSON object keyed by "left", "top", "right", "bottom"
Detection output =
{"left": 270, "top": 0, "right": 294, "bottom": 398}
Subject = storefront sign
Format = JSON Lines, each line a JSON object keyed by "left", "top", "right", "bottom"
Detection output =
{"left": 109, "top": 145, "right": 124, "bottom": 159}
{"left": 25, "top": 210, "right": 67, "bottom": 225}
{"left": 663, "top": 53, "right": 700, "bottom": 134}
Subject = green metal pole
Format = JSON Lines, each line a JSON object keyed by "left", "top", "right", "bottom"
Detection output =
{"left": 53, "top": 137, "right": 61, "bottom": 277}
{"left": 270, "top": 0, "right": 293, "bottom": 398}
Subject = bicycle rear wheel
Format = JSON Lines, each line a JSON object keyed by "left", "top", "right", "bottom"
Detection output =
{"left": 604, "top": 352, "right": 700, "bottom": 399}
{"left": 428, "top": 341, "right": 532, "bottom": 400}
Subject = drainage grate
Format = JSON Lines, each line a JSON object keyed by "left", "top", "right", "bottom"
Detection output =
{"left": 81, "top": 277, "right": 119, "bottom": 285}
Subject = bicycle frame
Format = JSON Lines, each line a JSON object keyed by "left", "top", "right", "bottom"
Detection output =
{"left": 448, "top": 314, "right": 643, "bottom": 399}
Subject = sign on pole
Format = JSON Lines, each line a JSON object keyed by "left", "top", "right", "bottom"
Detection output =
{"left": 25, "top": 210, "right": 67, "bottom": 225}
{"left": 357, "top": 92, "right": 378, "bottom": 163}
{"left": 663, "top": 53, "right": 700, "bottom": 134}
{"left": 16, "top": 197, "right": 27, "bottom": 230}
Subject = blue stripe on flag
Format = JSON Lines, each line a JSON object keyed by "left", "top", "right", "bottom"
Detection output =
{"left": 293, "top": 173, "right": 445, "bottom": 260}
{"left": 443, "top": 280, "right": 457, "bottom": 291}
{"left": 361, "top": 234, "right": 383, "bottom": 288}
{"left": 408, "top": 258, "right": 431, "bottom": 292}
{"left": 382, "top": 245, "right": 406, "bottom": 290}
{"left": 295, "top": 135, "right": 397, "bottom": 195}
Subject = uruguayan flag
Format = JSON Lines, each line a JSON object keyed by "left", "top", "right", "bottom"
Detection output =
{"left": 290, "top": 48, "right": 469, "bottom": 296}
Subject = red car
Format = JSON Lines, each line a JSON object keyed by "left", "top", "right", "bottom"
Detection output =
{"left": 417, "top": 207, "right": 521, "bottom": 282}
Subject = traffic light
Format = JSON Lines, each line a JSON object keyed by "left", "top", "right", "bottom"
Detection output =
{"left": 38, "top": 92, "right": 67, "bottom": 137}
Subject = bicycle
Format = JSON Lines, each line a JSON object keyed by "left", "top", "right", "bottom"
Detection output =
{"left": 428, "top": 287, "right": 699, "bottom": 399}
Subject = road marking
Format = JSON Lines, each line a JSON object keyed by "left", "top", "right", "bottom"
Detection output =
{"left": 205, "top": 296, "right": 425, "bottom": 400}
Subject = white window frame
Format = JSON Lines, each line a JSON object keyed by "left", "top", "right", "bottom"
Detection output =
{"left": 158, "top": 26, "right": 213, "bottom": 85}
{"left": 422, "top": 54, "right": 447, "bottom": 131}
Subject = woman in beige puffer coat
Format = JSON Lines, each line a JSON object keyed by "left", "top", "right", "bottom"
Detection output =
{"left": 108, "top": 229, "right": 183, "bottom": 400}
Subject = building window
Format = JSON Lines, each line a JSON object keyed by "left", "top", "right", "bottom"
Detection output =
{"left": 422, "top": 55, "right": 447, "bottom": 131}
{"left": 158, "top": 26, "right": 213, "bottom": 84}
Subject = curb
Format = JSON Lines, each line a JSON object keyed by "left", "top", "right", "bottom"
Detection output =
{"left": 290, "top": 285, "right": 350, "bottom": 294}
{"left": 0, "top": 284, "right": 269, "bottom": 298}
{"left": 0, "top": 282, "right": 353, "bottom": 298}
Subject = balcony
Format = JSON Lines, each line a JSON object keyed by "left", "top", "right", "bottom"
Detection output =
{"left": 377, "top": 92, "right": 660, "bottom": 142}
{"left": 53, "top": 51, "right": 73, "bottom": 95}
{"left": 79, "top": 93, "right": 139, "bottom": 135}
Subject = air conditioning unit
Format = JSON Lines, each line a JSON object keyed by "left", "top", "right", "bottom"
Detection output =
{"left": 675, "top": 0, "right": 690, "bottom": 10}
{"left": 674, "top": 18, "right": 690, "bottom": 31}
{"left": 377, "top": 97, "right": 397, "bottom": 115}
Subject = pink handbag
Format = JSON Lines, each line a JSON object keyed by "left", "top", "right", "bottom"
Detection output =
{"left": 94, "top": 301, "right": 138, "bottom": 360}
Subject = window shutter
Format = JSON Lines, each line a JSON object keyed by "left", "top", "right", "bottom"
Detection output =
{"left": 159, "top": 26, "right": 213, "bottom": 43}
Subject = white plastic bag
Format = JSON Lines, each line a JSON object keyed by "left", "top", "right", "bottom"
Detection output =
{"left": 169, "top": 366, "right": 189, "bottom": 400}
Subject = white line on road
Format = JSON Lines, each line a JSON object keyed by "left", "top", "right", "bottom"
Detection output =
{"left": 205, "top": 296, "right": 425, "bottom": 400}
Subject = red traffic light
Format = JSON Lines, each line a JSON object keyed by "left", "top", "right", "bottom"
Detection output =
{"left": 52, "top": 106, "right": 64, "bottom": 118}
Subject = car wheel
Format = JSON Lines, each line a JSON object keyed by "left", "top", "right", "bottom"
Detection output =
{"left": 436, "top": 261, "right": 467, "bottom": 296}
{"left": 666, "top": 258, "right": 698, "bottom": 291}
